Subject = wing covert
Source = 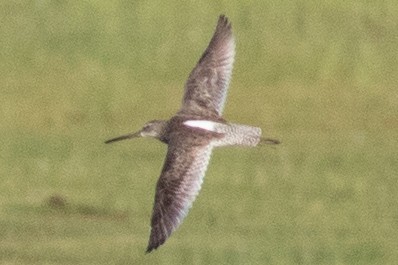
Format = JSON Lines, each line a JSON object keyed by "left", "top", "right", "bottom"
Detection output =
{"left": 146, "top": 139, "right": 213, "bottom": 252}
{"left": 179, "top": 15, "right": 235, "bottom": 118}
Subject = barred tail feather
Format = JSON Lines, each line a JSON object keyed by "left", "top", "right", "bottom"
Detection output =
{"left": 213, "top": 123, "right": 262, "bottom": 147}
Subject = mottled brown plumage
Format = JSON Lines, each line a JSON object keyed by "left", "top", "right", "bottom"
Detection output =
{"left": 105, "top": 15, "right": 279, "bottom": 253}
{"left": 180, "top": 15, "right": 235, "bottom": 118}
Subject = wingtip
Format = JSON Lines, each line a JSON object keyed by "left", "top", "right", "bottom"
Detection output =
{"left": 217, "top": 14, "right": 231, "bottom": 29}
{"left": 145, "top": 246, "right": 154, "bottom": 254}
{"left": 218, "top": 14, "right": 228, "bottom": 22}
{"left": 145, "top": 228, "right": 164, "bottom": 254}
{"left": 145, "top": 241, "right": 161, "bottom": 254}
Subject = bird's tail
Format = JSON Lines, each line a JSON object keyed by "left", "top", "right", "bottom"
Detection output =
{"left": 212, "top": 123, "right": 280, "bottom": 147}
{"left": 212, "top": 123, "right": 259, "bottom": 147}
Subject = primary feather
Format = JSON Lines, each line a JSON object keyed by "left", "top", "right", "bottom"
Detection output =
{"left": 180, "top": 15, "right": 235, "bottom": 118}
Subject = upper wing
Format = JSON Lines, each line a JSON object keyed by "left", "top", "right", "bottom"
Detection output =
{"left": 179, "top": 15, "right": 235, "bottom": 118}
{"left": 146, "top": 139, "right": 213, "bottom": 252}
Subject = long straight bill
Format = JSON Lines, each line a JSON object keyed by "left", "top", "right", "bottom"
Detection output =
{"left": 104, "top": 132, "right": 140, "bottom": 144}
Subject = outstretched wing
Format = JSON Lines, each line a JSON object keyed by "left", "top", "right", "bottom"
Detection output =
{"left": 146, "top": 139, "right": 213, "bottom": 252}
{"left": 179, "top": 15, "right": 235, "bottom": 118}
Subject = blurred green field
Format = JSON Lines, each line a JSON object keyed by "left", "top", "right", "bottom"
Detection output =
{"left": 1, "top": 1, "right": 397, "bottom": 264}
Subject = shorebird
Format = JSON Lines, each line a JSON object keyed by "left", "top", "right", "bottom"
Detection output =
{"left": 105, "top": 15, "right": 279, "bottom": 253}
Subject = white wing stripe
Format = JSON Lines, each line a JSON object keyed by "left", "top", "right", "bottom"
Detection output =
{"left": 183, "top": 120, "right": 218, "bottom": 132}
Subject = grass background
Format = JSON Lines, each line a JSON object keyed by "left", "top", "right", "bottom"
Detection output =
{"left": 1, "top": 0, "right": 397, "bottom": 264}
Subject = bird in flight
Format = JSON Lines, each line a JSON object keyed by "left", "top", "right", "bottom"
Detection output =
{"left": 105, "top": 15, "right": 279, "bottom": 253}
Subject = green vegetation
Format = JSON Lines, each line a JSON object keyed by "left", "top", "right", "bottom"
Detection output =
{"left": 1, "top": 1, "right": 397, "bottom": 264}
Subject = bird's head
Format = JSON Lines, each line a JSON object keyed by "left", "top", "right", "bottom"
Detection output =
{"left": 105, "top": 120, "right": 168, "bottom": 144}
